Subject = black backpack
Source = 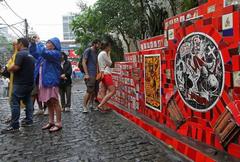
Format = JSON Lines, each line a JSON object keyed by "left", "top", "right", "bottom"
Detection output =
{"left": 78, "top": 48, "right": 91, "bottom": 73}
{"left": 78, "top": 53, "right": 85, "bottom": 73}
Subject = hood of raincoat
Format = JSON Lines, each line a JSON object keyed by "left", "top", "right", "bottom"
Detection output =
{"left": 48, "top": 37, "right": 61, "bottom": 51}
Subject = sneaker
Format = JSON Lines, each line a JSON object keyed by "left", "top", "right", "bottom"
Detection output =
{"left": 1, "top": 126, "right": 19, "bottom": 134}
{"left": 88, "top": 101, "right": 98, "bottom": 111}
{"left": 82, "top": 107, "right": 88, "bottom": 113}
{"left": 88, "top": 104, "right": 94, "bottom": 110}
{"left": 4, "top": 117, "right": 12, "bottom": 124}
{"left": 21, "top": 119, "right": 33, "bottom": 127}
{"left": 44, "top": 109, "right": 49, "bottom": 115}
{"left": 65, "top": 107, "right": 70, "bottom": 112}
{"left": 34, "top": 109, "right": 44, "bottom": 116}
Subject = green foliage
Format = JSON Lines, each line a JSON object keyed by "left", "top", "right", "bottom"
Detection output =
{"left": 181, "top": 0, "right": 199, "bottom": 12}
{"left": 72, "top": 0, "right": 200, "bottom": 55}
{"left": 72, "top": 7, "right": 106, "bottom": 54}
{"left": 139, "top": 0, "right": 169, "bottom": 36}
{"left": 102, "top": 34, "right": 124, "bottom": 63}
{"left": 72, "top": 5, "right": 124, "bottom": 62}
{"left": 0, "top": 35, "right": 12, "bottom": 66}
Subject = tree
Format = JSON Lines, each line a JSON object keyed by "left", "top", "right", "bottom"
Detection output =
{"left": 94, "top": 0, "right": 142, "bottom": 52}
{"left": 72, "top": 0, "right": 200, "bottom": 54}
{"left": 72, "top": 5, "right": 124, "bottom": 62}
{"left": 76, "top": 0, "right": 88, "bottom": 12}
{"left": 0, "top": 35, "right": 12, "bottom": 66}
{"left": 181, "top": 0, "right": 199, "bottom": 12}
{"left": 137, "top": 0, "right": 168, "bottom": 37}
{"left": 166, "top": 0, "right": 178, "bottom": 16}
{"left": 72, "top": 7, "right": 106, "bottom": 53}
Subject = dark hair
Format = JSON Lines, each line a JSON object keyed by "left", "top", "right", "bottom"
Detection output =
{"left": 61, "top": 51, "right": 68, "bottom": 61}
{"left": 17, "top": 38, "right": 29, "bottom": 48}
{"left": 101, "top": 41, "right": 111, "bottom": 50}
{"left": 92, "top": 39, "right": 101, "bottom": 46}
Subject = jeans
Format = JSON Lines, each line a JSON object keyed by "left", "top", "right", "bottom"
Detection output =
{"left": 3, "top": 87, "right": 8, "bottom": 97}
{"left": 59, "top": 85, "right": 72, "bottom": 108}
{"left": 10, "top": 84, "right": 33, "bottom": 129}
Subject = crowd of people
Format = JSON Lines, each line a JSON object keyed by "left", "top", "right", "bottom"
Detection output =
{"left": 0, "top": 36, "right": 116, "bottom": 134}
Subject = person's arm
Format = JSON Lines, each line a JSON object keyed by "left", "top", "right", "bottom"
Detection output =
{"left": 7, "top": 65, "right": 20, "bottom": 72}
{"left": 82, "top": 49, "right": 90, "bottom": 79}
{"left": 29, "top": 42, "right": 45, "bottom": 59}
{"left": 41, "top": 49, "right": 61, "bottom": 62}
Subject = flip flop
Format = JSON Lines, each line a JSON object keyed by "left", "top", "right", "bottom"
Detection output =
{"left": 49, "top": 125, "right": 62, "bottom": 133}
{"left": 42, "top": 123, "right": 55, "bottom": 130}
{"left": 97, "top": 106, "right": 111, "bottom": 113}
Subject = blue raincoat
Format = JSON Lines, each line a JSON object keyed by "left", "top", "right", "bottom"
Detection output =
{"left": 30, "top": 37, "right": 61, "bottom": 87}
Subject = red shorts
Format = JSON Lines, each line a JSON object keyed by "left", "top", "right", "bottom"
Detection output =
{"left": 102, "top": 74, "right": 114, "bottom": 87}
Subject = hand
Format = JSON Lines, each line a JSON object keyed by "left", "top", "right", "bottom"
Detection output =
{"left": 61, "top": 74, "right": 66, "bottom": 79}
{"left": 31, "top": 35, "right": 40, "bottom": 43}
{"left": 107, "top": 50, "right": 111, "bottom": 56}
{"left": 84, "top": 74, "right": 90, "bottom": 80}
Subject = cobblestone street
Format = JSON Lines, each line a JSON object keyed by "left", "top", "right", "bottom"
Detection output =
{"left": 0, "top": 82, "right": 189, "bottom": 162}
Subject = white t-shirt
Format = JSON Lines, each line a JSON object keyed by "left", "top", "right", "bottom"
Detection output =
{"left": 98, "top": 51, "right": 112, "bottom": 74}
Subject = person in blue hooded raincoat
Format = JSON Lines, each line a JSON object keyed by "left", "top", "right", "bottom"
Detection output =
{"left": 30, "top": 36, "right": 62, "bottom": 132}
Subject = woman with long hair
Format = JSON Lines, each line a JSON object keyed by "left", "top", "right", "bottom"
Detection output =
{"left": 97, "top": 41, "right": 116, "bottom": 110}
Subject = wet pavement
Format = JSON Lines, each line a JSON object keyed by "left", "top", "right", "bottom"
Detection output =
{"left": 0, "top": 81, "right": 189, "bottom": 162}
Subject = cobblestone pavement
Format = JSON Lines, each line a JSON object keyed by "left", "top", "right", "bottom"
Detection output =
{"left": 0, "top": 82, "right": 189, "bottom": 162}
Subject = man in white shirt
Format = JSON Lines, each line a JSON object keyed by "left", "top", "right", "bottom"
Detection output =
{"left": 0, "top": 77, "right": 4, "bottom": 98}
{"left": 3, "top": 77, "right": 9, "bottom": 97}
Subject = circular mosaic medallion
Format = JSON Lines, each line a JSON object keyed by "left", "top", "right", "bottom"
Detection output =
{"left": 175, "top": 32, "right": 224, "bottom": 112}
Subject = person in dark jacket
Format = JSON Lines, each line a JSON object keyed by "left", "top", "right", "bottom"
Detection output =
{"left": 59, "top": 52, "right": 72, "bottom": 112}
{"left": 30, "top": 36, "right": 62, "bottom": 132}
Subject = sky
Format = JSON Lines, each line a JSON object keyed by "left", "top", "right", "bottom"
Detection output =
{"left": 0, "top": 0, "right": 96, "bottom": 41}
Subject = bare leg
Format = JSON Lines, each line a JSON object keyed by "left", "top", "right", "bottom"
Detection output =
{"left": 52, "top": 98, "right": 62, "bottom": 125}
{"left": 49, "top": 98, "right": 62, "bottom": 132}
{"left": 98, "top": 85, "right": 116, "bottom": 108}
{"left": 83, "top": 92, "right": 91, "bottom": 108}
{"left": 47, "top": 100, "right": 54, "bottom": 124}
{"left": 99, "top": 82, "right": 107, "bottom": 98}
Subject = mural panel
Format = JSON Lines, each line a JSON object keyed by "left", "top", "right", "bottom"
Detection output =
{"left": 144, "top": 55, "right": 161, "bottom": 111}
{"left": 175, "top": 32, "right": 224, "bottom": 112}
{"left": 224, "top": 0, "right": 240, "bottom": 7}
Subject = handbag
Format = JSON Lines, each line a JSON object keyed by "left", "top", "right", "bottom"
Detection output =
{"left": 96, "top": 65, "right": 107, "bottom": 81}
{"left": 96, "top": 71, "right": 104, "bottom": 81}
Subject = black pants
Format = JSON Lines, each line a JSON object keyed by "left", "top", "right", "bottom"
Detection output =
{"left": 59, "top": 85, "right": 72, "bottom": 108}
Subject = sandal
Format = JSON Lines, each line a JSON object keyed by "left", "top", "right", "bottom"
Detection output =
{"left": 49, "top": 125, "right": 62, "bottom": 132}
{"left": 42, "top": 123, "right": 55, "bottom": 130}
{"left": 97, "top": 106, "right": 110, "bottom": 113}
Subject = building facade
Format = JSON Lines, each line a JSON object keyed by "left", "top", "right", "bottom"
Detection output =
{"left": 62, "top": 15, "right": 76, "bottom": 41}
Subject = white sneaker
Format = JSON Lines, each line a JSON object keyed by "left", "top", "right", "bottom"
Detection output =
{"left": 82, "top": 107, "right": 88, "bottom": 113}
{"left": 65, "top": 107, "right": 70, "bottom": 112}
{"left": 35, "top": 109, "right": 44, "bottom": 116}
{"left": 44, "top": 109, "right": 49, "bottom": 115}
